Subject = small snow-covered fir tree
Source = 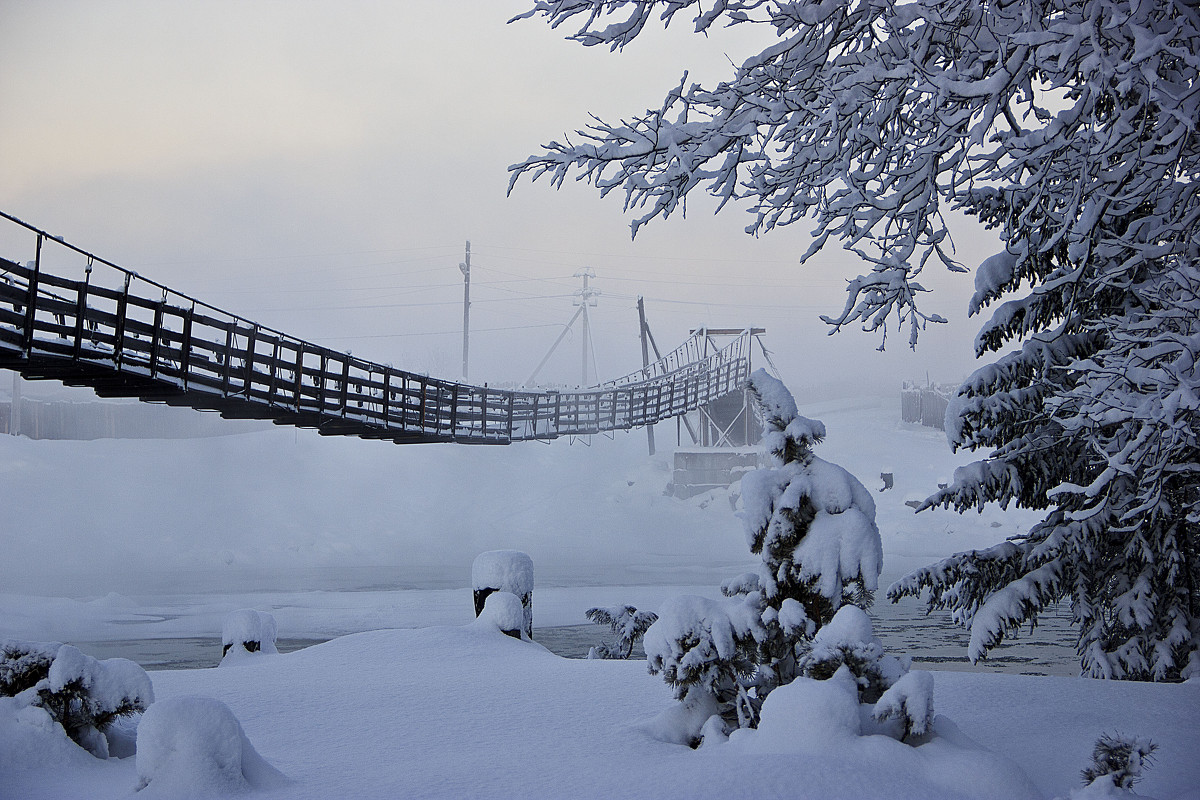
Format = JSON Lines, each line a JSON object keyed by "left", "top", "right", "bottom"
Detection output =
{"left": 736, "top": 369, "right": 883, "bottom": 713}
{"left": 1080, "top": 733, "right": 1158, "bottom": 790}
{"left": 645, "top": 370, "right": 884, "bottom": 733}
{"left": 644, "top": 595, "right": 762, "bottom": 735}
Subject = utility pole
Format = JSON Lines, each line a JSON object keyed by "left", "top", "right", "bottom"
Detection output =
{"left": 459, "top": 241, "right": 471, "bottom": 381}
{"left": 637, "top": 296, "right": 655, "bottom": 456}
{"left": 574, "top": 268, "right": 599, "bottom": 385}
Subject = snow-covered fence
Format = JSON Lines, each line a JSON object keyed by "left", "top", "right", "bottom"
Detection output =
{"left": 472, "top": 551, "right": 533, "bottom": 639}
{"left": 900, "top": 382, "right": 954, "bottom": 430}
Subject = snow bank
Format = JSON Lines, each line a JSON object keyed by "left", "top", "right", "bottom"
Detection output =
{"left": 135, "top": 695, "right": 288, "bottom": 798}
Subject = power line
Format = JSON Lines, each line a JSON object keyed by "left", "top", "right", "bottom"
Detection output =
{"left": 317, "top": 322, "right": 566, "bottom": 341}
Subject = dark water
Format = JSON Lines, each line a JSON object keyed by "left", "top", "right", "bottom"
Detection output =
{"left": 71, "top": 596, "right": 1078, "bottom": 675}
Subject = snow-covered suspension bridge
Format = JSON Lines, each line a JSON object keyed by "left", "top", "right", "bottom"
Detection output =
{"left": 0, "top": 212, "right": 753, "bottom": 444}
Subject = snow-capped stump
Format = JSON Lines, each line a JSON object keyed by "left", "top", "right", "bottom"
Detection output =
{"left": 471, "top": 550, "right": 533, "bottom": 639}
{"left": 477, "top": 591, "right": 526, "bottom": 639}
{"left": 135, "top": 695, "right": 288, "bottom": 797}
{"left": 221, "top": 610, "right": 278, "bottom": 664}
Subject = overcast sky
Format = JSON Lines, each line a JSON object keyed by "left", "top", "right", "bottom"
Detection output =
{"left": 0, "top": 1, "right": 999, "bottom": 394}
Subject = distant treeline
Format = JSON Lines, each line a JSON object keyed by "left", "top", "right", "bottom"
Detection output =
{"left": 1, "top": 397, "right": 266, "bottom": 440}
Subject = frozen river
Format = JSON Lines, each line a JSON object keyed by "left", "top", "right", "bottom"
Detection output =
{"left": 58, "top": 582, "right": 1080, "bottom": 677}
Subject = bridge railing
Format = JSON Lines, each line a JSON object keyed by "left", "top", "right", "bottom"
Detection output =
{"left": 0, "top": 211, "right": 752, "bottom": 445}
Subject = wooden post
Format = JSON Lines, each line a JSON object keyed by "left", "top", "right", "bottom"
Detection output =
{"left": 339, "top": 357, "right": 350, "bottom": 416}
{"left": 292, "top": 343, "right": 304, "bottom": 411}
{"left": 149, "top": 298, "right": 165, "bottom": 378}
{"left": 114, "top": 272, "right": 131, "bottom": 369}
{"left": 180, "top": 305, "right": 194, "bottom": 390}
{"left": 21, "top": 236, "right": 42, "bottom": 355}
{"left": 243, "top": 326, "right": 257, "bottom": 399}
{"left": 637, "top": 297, "right": 656, "bottom": 455}
{"left": 381, "top": 369, "right": 392, "bottom": 429}
{"left": 72, "top": 260, "right": 91, "bottom": 359}
{"left": 221, "top": 326, "right": 234, "bottom": 396}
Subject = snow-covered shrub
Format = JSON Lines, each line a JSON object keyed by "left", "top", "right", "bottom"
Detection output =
{"left": 644, "top": 595, "right": 762, "bottom": 737}
{"left": 1080, "top": 733, "right": 1157, "bottom": 790}
{"left": 135, "top": 695, "right": 288, "bottom": 797}
{"left": 646, "top": 371, "right": 887, "bottom": 738}
{"left": 742, "top": 371, "right": 882, "bottom": 691}
{"left": 585, "top": 605, "right": 657, "bottom": 659}
{"left": 32, "top": 644, "right": 153, "bottom": 758}
{"left": 872, "top": 671, "right": 935, "bottom": 742}
{"left": 472, "top": 550, "right": 533, "bottom": 638}
{"left": 476, "top": 591, "right": 527, "bottom": 639}
{"left": 797, "top": 605, "right": 905, "bottom": 704}
{"left": 0, "top": 639, "right": 59, "bottom": 697}
{"left": 221, "top": 609, "right": 278, "bottom": 663}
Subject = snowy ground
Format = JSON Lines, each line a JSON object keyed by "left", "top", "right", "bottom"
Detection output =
{"left": 2, "top": 395, "right": 1197, "bottom": 798}
{"left": 2, "top": 621, "right": 1197, "bottom": 800}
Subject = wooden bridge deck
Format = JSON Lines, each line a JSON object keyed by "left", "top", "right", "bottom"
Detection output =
{"left": 0, "top": 217, "right": 751, "bottom": 445}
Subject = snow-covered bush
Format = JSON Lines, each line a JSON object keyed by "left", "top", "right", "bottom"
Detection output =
{"left": 797, "top": 605, "right": 905, "bottom": 704}
{"left": 135, "top": 695, "right": 288, "bottom": 797}
{"left": 644, "top": 595, "right": 761, "bottom": 740}
{"left": 0, "top": 639, "right": 58, "bottom": 697}
{"left": 585, "top": 605, "right": 657, "bottom": 659}
{"left": 221, "top": 609, "right": 278, "bottom": 663}
{"left": 2, "top": 641, "right": 154, "bottom": 758}
{"left": 472, "top": 550, "right": 534, "bottom": 638}
{"left": 1080, "top": 733, "right": 1157, "bottom": 791}
{"left": 872, "top": 671, "right": 935, "bottom": 743}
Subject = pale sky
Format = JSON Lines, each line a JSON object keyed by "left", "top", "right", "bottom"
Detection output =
{"left": 0, "top": 1, "right": 997, "bottom": 394}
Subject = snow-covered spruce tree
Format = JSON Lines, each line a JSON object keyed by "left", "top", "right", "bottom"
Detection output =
{"left": 511, "top": 1, "right": 1200, "bottom": 681}
{"left": 645, "top": 370, "right": 883, "bottom": 733}
{"left": 734, "top": 369, "right": 883, "bottom": 711}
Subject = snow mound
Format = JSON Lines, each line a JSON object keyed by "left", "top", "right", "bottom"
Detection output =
{"left": 727, "top": 665, "right": 1040, "bottom": 799}
{"left": 0, "top": 694, "right": 96, "bottom": 775}
{"left": 135, "top": 695, "right": 288, "bottom": 799}
{"left": 476, "top": 591, "right": 526, "bottom": 638}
